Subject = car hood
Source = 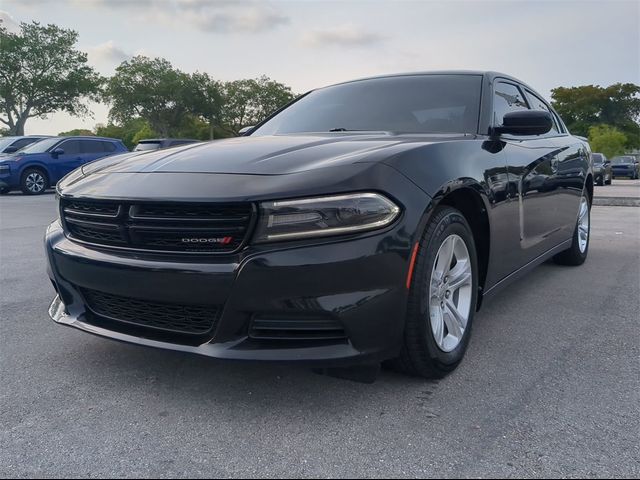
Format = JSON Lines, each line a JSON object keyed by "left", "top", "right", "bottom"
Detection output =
{"left": 82, "top": 133, "right": 472, "bottom": 176}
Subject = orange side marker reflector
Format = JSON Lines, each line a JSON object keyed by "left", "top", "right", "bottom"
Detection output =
{"left": 406, "top": 242, "right": 420, "bottom": 290}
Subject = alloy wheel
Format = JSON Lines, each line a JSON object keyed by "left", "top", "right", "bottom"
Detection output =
{"left": 577, "top": 195, "right": 589, "bottom": 253}
{"left": 25, "top": 172, "right": 45, "bottom": 193}
{"left": 428, "top": 234, "right": 473, "bottom": 352}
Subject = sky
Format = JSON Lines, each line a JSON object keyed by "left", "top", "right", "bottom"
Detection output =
{"left": 1, "top": 0, "right": 639, "bottom": 135}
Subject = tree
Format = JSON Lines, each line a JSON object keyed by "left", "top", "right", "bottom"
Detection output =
{"left": 0, "top": 22, "right": 102, "bottom": 135}
{"left": 104, "top": 56, "right": 192, "bottom": 137}
{"left": 588, "top": 125, "right": 628, "bottom": 158}
{"left": 188, "top": 72, "right": 222, "bottom": 140}
{"left": 551, "top": 83, "right": 640, "bottom": 148}
{"left": 95, "top": 118, "right": 151, "bottom": 150}
{"left": 220, "top": 76, "right": 295, "bottom": 135}
{"left": 58, "top": 128, "right": 94, "bottom": 136}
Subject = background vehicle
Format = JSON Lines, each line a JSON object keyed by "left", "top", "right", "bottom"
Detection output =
{"left": 610, "top": 155, "right": 639, "bottom": 179}
{"left": 592, "top": 153, "right": 612, "bottom": 185}
{"left": 0, "top": 135, "right": 51, "bottom": 154}
{"left": 0, "top": 136, "right": 127, "bottom": 195}
{"left": 46, "top": 72, "right": 592, "bottom": 380}
{"left": 133, "top": 138, "right": 201, "bottom": 152}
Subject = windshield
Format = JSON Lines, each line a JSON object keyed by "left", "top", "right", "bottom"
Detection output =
{"left": 591, "top": 153, "right": 605, "bottom": 164}
{"left": 252, "top": 74, "right": 483, "bottom": 136}
{"left": 19, "top": 137, "right": 61, "bottom": 154}
{"left": 611, "top": 156, "right": 634, "bottom": 164}
{"left": 0, "top": 137, "right": 17, "bottom": 151}
{"left": 134, "top": 142, "right": 161, "bottom": 151}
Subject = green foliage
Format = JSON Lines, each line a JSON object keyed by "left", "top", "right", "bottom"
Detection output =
{"left": 95, "top": 118, "right": 151, "bottom": 150}
{"left": 131, "top": 123, "right": 157, "bottom": 146}
{"left": 104, "top": 56, "right": 193, "bottom": 138}
{"left": 551, "top": 83, "right": 640, "bottom": 148}
{"left": 0, "top": 22, "right": 103, "bottom": 135}
{"left": 588, "top": 125, "right": 628, "bottom": 158}
{"left": 188, "top": 72, "right": 223, "bottom": 140}
{"left": 220, "top": 76, "right": 296, "bottom": 135}
{"left": 58, "top": 128, "right": 94, "bottom": 136}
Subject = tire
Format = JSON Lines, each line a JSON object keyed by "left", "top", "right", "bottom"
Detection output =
{"left": 605, "top": 174, "right": 612, "bottom": 185}
{"left": 596, "top": 175, "right": 604, "bottom": 186}
{"left": 553, "top": 192, "right": 590, "bottom": 266}
{"left": 20, "top": 168, "right": 48, "bottom": 195}
{"left": 391, "top": 206, "right": 478, "bottom": 378}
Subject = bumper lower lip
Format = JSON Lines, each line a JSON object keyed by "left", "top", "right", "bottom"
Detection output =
{"left": 45, "top": 217, "right": 413, "bottom": 366}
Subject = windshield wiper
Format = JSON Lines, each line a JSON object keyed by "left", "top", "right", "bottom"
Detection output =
{"left": 328, "top": 128, "right": 393, "bottom": 134}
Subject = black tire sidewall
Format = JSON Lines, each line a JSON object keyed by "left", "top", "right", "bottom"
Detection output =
{"left": 412, "top": 208, "right": 478, "bottom": 367}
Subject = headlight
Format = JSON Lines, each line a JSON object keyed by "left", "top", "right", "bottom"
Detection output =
{"left": 254, "top": 192, "right": 401, "bottom": 243}
{"left": 0, "top": 164, "right": 10, "bottom": 173}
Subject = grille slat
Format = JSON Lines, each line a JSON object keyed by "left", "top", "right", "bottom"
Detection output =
{"left": 61, "top": 199, "right": 252, "bottom": 254}
{"left": 250, "top": 317, "right": 348, "bottom": 341}
{"left": 81, "top": 288, "right": 220, "bottom": 335}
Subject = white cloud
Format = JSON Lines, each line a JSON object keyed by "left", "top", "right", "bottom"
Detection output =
{"left": 86, "top": 41, "right": 131, "bottom": 72}
{"left": 302, "top": 24, "right": 385, "bottom": 48}
{"left": 0, "top": 10, "right": 20, "bottom": 33}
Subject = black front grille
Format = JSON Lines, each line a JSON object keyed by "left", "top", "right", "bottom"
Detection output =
{"left": 81, "top": 288, "right": 220, "bottom": 335}
{"left": 61, "top": 199, "right": 253, "bottom": 253}
{"left": 249, "top": 317, "right": 348, "bottom": 341}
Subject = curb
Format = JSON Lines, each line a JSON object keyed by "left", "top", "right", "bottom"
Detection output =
{"left": 593, "top": 197, "right": 640, "bottom": 207}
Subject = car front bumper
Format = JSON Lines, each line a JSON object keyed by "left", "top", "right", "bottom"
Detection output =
{"left": 45, "top": 210, "right": 420, "bottom": 366}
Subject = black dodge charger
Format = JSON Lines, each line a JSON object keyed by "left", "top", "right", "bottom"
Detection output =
{"left": 46, "top": 71, "right": 593, "bottom": 379}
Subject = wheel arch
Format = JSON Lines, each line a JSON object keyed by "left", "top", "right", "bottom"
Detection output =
{"left": 585, "top": 173, "right": 593, "bottom": 205}
{"left": 431, "top": 183, "right": 491, "bottom": 309}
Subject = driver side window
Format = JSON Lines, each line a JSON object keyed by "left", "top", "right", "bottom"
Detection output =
{"left": 493, "top": 82, "right": 529, "bottom": 126}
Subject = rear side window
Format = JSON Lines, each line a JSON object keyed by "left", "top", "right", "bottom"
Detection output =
{"left": 81, "top": 140, "right": 105, "bottom": 153}
{"left": 59, "top": 140, "right": 82, "bottom": 155}
{"left": 493, "top": 82, "right": 529, "bottom": 126}
{"left": 524, "top": 90, "right": 559, "bottom": 134}
{"left": 101, "top": 141, "right": 117, "bottom": 152}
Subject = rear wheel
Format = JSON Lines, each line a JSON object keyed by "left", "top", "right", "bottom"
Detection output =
{"left": 392, "top": 207, "right": 478, "bottom": 378}
{"left": 20, "top": 168, "right": 48, "bottom": 195}
{"left": 553, "top": 193, "right": 590, "bottom": 266}
{"left": 596, "top": 175, "right": 604, "bottom": 186}
{"left": 605, "top": 173, "right": 612, "bottom": 185}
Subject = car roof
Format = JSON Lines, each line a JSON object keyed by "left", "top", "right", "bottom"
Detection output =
{"left": 58, "top": 136, "right": 123, "bottom": 142}
{"left": 137, "top": 138, "right": 201, "bottom": 142}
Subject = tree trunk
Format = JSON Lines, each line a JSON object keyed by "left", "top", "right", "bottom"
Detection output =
{"left": 14, "top": 116, "right": 27, "bottom": 136}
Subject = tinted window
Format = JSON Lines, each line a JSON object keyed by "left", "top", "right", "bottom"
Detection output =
{"left": 102, "top": 141, "right": 117, "bottom": 152}
{"left": 12, "top": 138, "right": 40, "bottom": 150}
{"left": 524, "top": 90, "right": 559, "bottom": 134}
{"left": 612, "top": 156, "right": 635, "bottom": 163}
{"left": 81, "top": 140, "right": 105, "bottom": 153}
{"left": 591, "top": 153, "right": 605, "bottom": 164}
{"left": 493, "top": 82, "right": 529, "bottom": 126}
{"left": 134, "top": 142, "right": 161, "bottom": 151}
{"left": 253, "top": 75, "right": 483, "bottom": 135}
{"left": 59, "top": 140, "right": 82, "bottom": 155}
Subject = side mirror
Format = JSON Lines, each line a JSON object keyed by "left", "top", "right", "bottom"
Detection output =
{"left": 238, "top": 126, "right": 255, "bottom": 136}
{"left": 51, "top": 147, "right": 65, "bottom": 157}
{"left": 4, "top": 146, "right": 18, "bottom": 154}
{"left": 493, "top": 111, "right": 553, "bottom": 136}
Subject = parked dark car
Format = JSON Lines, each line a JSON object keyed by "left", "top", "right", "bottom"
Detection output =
{"left": 592, "top": 153, "right": 612, "bottom": 185}
{"left": 133, "top": 138, "right": 201, "bottom": 152}
{"left": 0, "top": 135, "right": 52, "bottom": 154}
{"left": 610, "top": 155, "right": 639, "bottom": 179}
{"left": 46, "top": 72, "right": 592, "bottom": 380}
{"left": 0, "top": 136, "right": 128, "bottom": 195}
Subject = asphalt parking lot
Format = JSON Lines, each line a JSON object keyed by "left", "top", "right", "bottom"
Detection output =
{"left": 1, "top": 190, "right": 639, "bottom": 478}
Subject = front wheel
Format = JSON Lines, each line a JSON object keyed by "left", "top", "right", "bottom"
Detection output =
{"left": 20, "top": 168, "right": 48, "bottom": 195}
{"left": 392, "top": 207, "right": 478, "bottom": 378}
{"left": 553, "top": 193, "right": 590, "bottom": 266}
